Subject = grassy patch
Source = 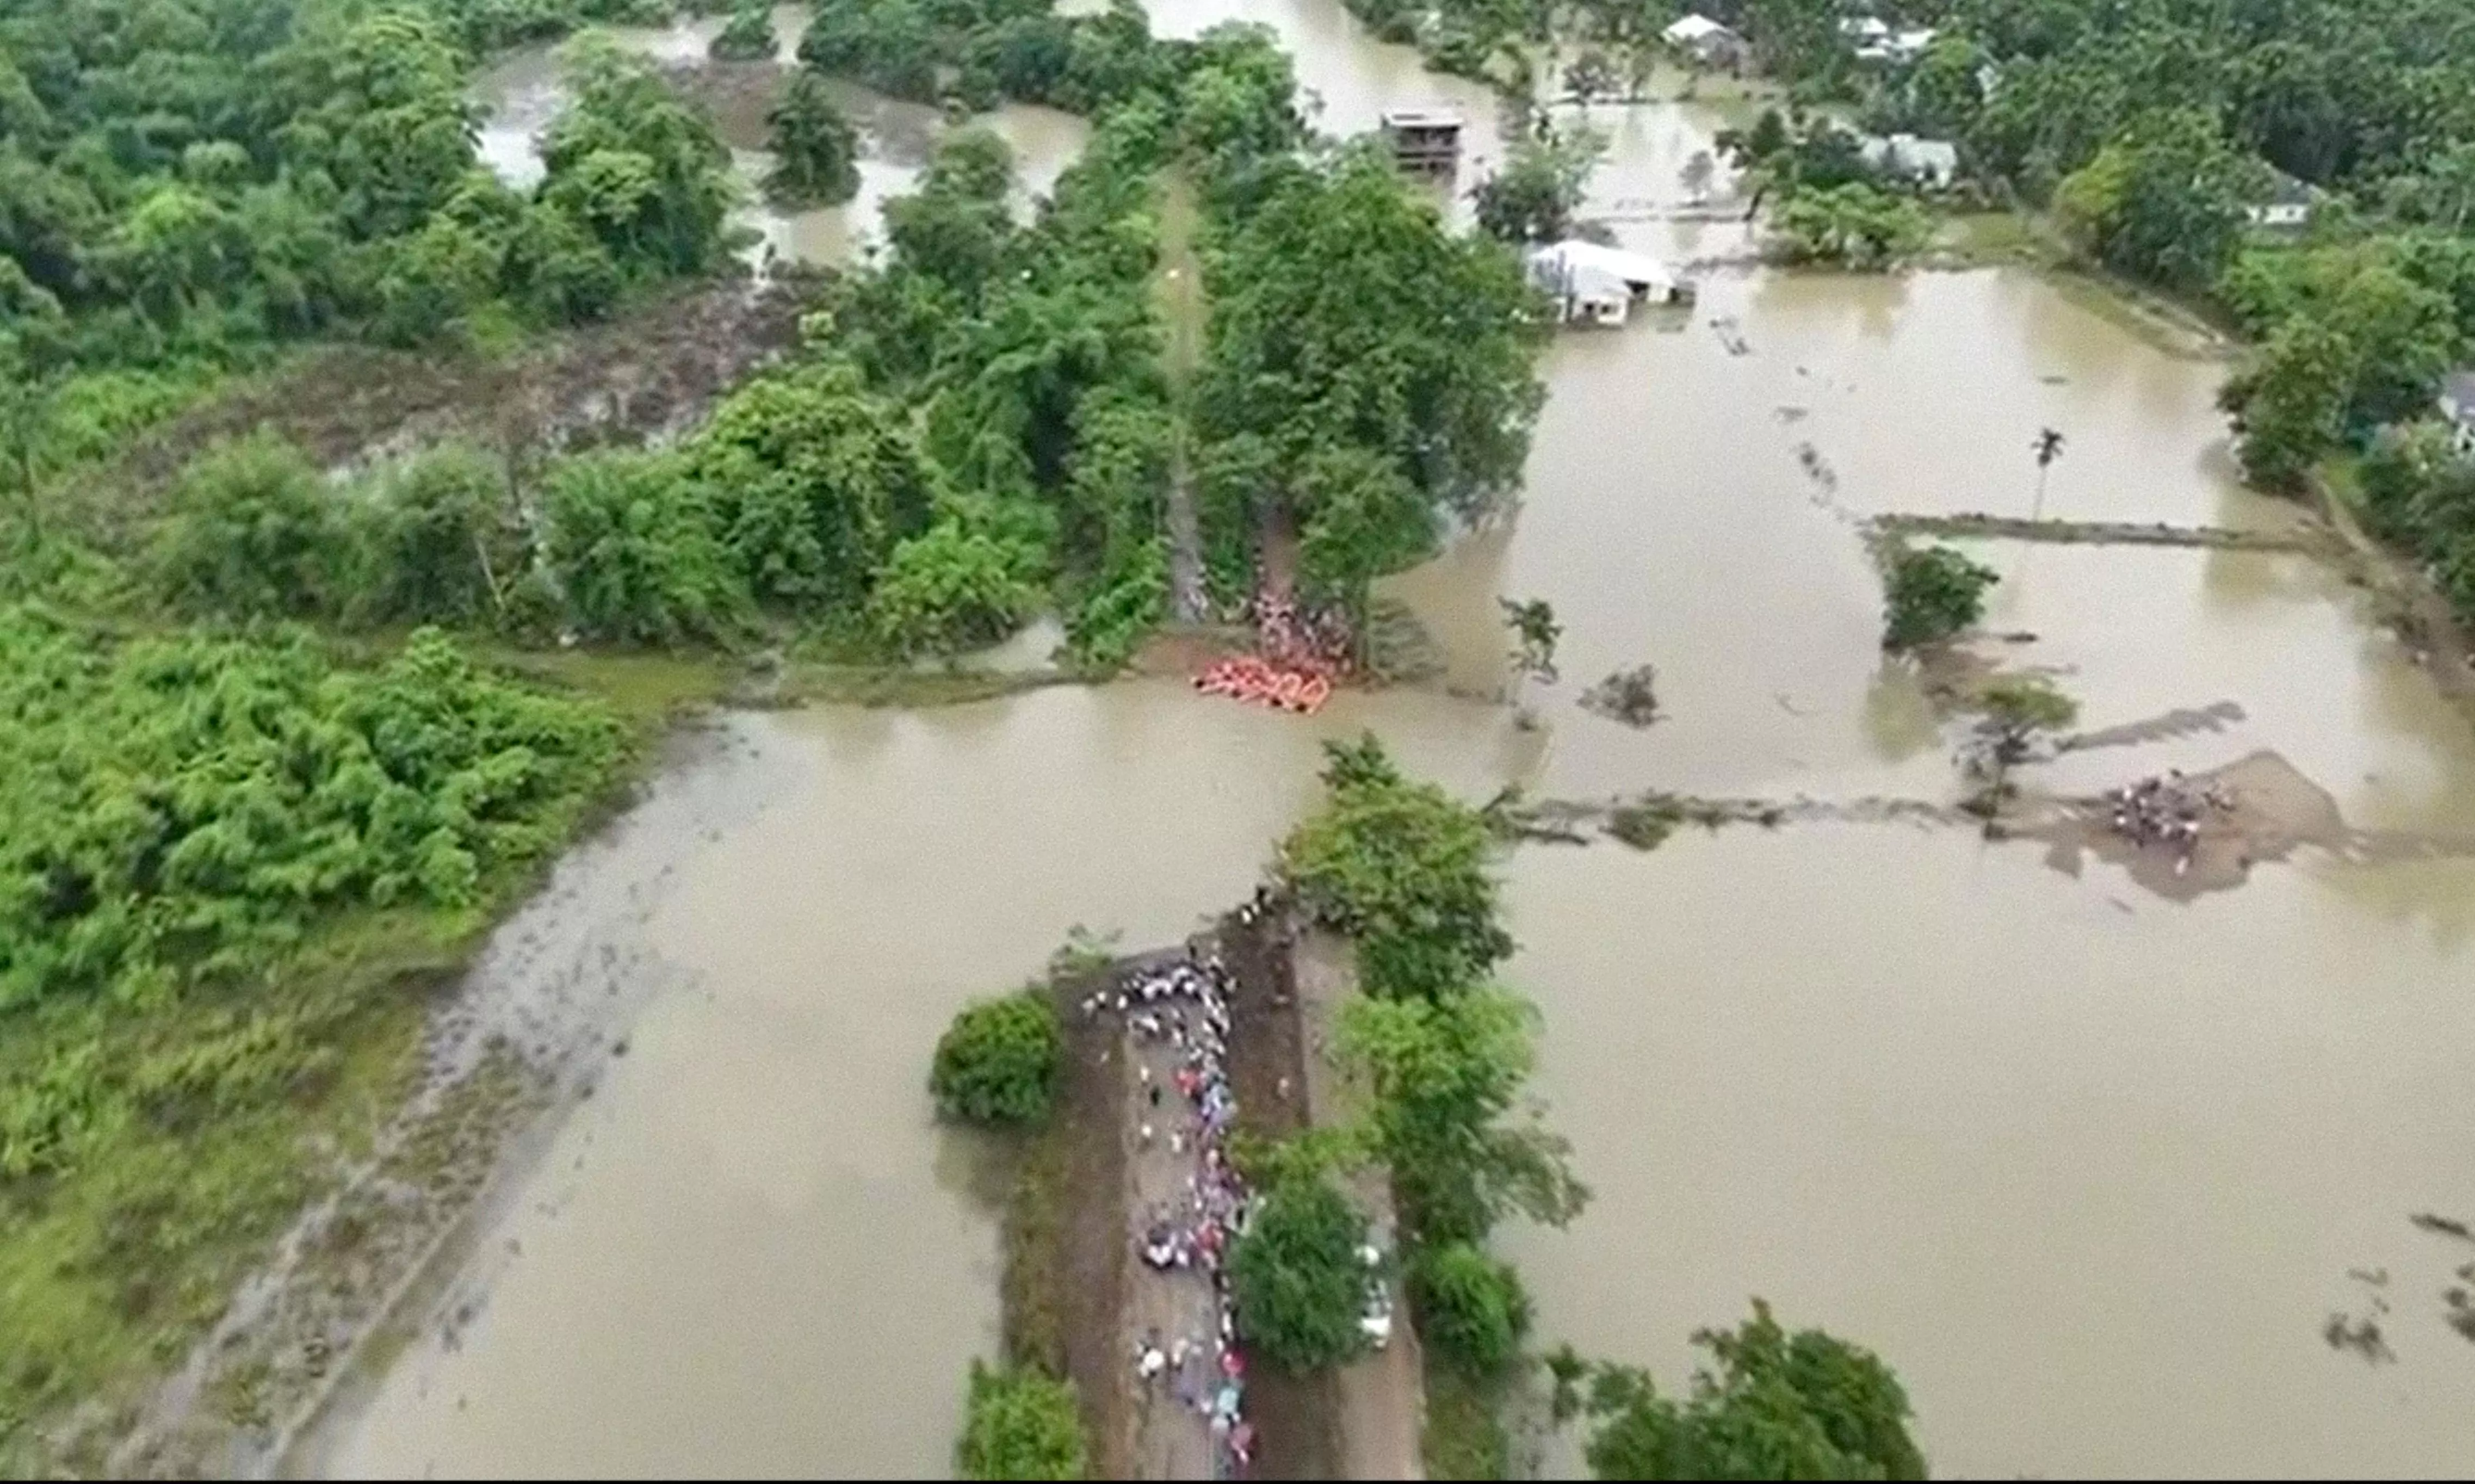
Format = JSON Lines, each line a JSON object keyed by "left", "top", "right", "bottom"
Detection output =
{"left": 998, "top": 1113, "right": 1072, "bottom": 1378}
{"left": 1423, "top": 1358, "right": 1512, "bottom": 1481}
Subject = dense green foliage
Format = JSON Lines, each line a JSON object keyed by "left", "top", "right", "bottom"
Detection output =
{"left": 930, "top": 989, "right": 1063, "bottom": 1126}
{"left": 957, "top": 1359, "right": 1086, "bottom": 1481}
{"left": 1411, "top": 1239, "right": 1533, "bottom": 1376}
{"left": 1229, "top": 1173, "right": 1377, "bottom": 1372}
{"left": 1198, "top": 142, "right": 1546, "bottom": 606}
{"left": 709, "top": 1, "right": 778, "bottom": 61}
{"left": 0, "top": 1, "right": 740, "bottom": 471}
{"left": 0, "top": 615, "right": 621, "bottom": 1169}
{"left": 1768, "top": 182, "right": 1931, "bottom": 269}
{"left": 1280, "top": 737, "right": 1514, "bottom": 1002}
{"left": 1567, "top": 1301, "right": 1927, "bottom": 1482}
{"left": 1339, "top": 985, "right": 1587, "bottom": 1247}
{"left": 1880, "top": 542, "right": 1997, "bottom": 650}
{"left": 2356, "top": 421, "right": 2475, "bottom": 616}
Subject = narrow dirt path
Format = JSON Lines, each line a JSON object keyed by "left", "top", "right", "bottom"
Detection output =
{"left": 1153, "top": 171, "right": 1209, "bottom": 623}
{"left": 1866, "top": 510, "right": 2338, "bottom": 553}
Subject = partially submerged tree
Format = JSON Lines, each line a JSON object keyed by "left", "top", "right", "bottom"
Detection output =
{"left": 1563, "top": 1301, "right": 1927, "bottom": 1482}
{"left": 930, "top": 988, "right": 1063, "bottom": 1127}
{"left": 1473, "top": 121, "right": 1607, "bottom": 244}
{"left": 767, "top": 69, "right": 864, "bottom": 207}
{"left": 1230, "top": 1175, "right": 1376, "bottom": 1372}
{"left": 710, "top": 2, "right": 781, "bottom": 62}
{"left": 1339, "top": 986, "right": 1588, "bottom": 1246}
{"left": 1880, "top": 544, "right": 1998, "bottom": 651}
{"left": 1500, "top": 595, "right": 1561, "bottom": 721}
{"left": 1967, "top": 673, "right": 2080, "bottom": 778}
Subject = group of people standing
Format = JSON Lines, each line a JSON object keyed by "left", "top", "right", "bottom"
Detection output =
{"left": 2106, "top": 769, "right": 2232, "bottom": 875}
{"left": 1091, "top": 937, "right": 1259, "bottom": 1476}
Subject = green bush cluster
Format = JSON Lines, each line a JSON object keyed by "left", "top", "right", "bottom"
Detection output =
{"left": 0, "top": 614, "right": 622, "bottom": 1173}
{"left": 930, "top": 990, "right": 1062, "bottom": 1127}
{"left": 1411, "top": 1240, "right": 1533, "bottom": 1377}
{"left": 1566, "top": 1301, "right": 1927, "bottom": 1483}
{"left": 956, "top": 1359, "right": 1086, "bottom": 1481}
{"left": 1229, "top": 1174, "right": 1376, "bottom": 1372}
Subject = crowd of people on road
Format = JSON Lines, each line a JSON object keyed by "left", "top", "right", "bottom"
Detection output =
{"left": 2106, "top": 770, "right": 2232, "bottom": 875}
{"left": 1084, "top": 912, "right": 1269, "bottom": 1479}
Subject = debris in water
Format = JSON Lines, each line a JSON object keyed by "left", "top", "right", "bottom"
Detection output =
{"left": 2323, "top": 1311, "right": 2395, "bottom": 1364}
{"left": 1581, "top": 665, "right": 1662, "bottom": 727}
{"left": 2411, "top": 1212, "right": 2475, "bottom": 1242}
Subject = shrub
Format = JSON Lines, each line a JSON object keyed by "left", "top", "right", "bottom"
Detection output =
{"left": 709, "top": 3, "right": 778, "bottom": 61}
{"left": 957, "top": 1360, "right": 1085, "bottom": 1481}
{"left": 1881, "top": 543, "right": 1997, "bottom": 650}
{"left": 930, "top": 990, "right": 1062, "bottom": 1126}
{"left": 153, "top": 434, "right": 343, "bottom": 620}
{"left": 1230, "top": 1175, "right": 1375, "bottom": 1372}
{"left": 346, "top": 442, "right": 523, "bottom": 627}
{"left": 867, "top": 518, "right": 1043, "bottom": 657}
{"left": 542, "top": 452, "right": 747, "bottom": 645}
{"left": 1412, "top": 1241, "right": 1533, "bottom": 1376}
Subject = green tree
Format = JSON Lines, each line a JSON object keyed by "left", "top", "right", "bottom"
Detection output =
{"left": 765, "top": 70, "right": 863, "bottom": 207}
{"left": 152, "top": 434, "right": 342, "bottom": 620}
{"left": 539, "top": 35, "right": 738, "bottom": 279}
{"left": 542, "top": 452, "right": 746, "bottom": 646}
{"left": 1200, "top": 146, "right": 1547, "bottom": 537}
{"left": 1572, "top": 1301, "right": 1926, "bottom": 1482}
{"left": 930, "top": 988, "right": 1061, "bottom": 1126}
{"left": 1411, "top": 1241, "right": 1533, "bottom": 1376}
{"left": 2218, "top": 317, "right": 2356, "bottom": 492}
{"left": 710, "top": 3, "right": 780, "bottom": 62}
{"left": 1767, "top": 183, "right": 1930, "bottom": 269}
{"left": 1338, "top": 986, "right": 1587, "bottom": 1246}
{"left": 1881, "top": 544, "right": 1997, "bottom": 651}
{"left": 956, "top": 1361, "right": 1085, "bottom": 1481}
{"left": 348, "top": 443, "right": 522, "bottom": 627}
{"left": 1280, "top": 737, "right": 1513, "bottom": 1002}
{"left": 2053, "top": 109, "right": 2263, "bottom": 290}
{"left": 690, "top": 362, "right": 939, "bottom": 614}
{"left": 1297, "top": 443, "right": 1435, "bottom": 651}
{"left": 1969, "top": 673, "right": 2080, "bottom": 776}
{"left": 1230, "top": 1176, "right": 1376, "bottom": 1372}
{"left": 1472, "top": 123, "right": 1606, "bottom": 244}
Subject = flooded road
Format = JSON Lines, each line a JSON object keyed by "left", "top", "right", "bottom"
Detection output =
{"left": 311, "top": 2, "right": 2475, "bottom": 1476}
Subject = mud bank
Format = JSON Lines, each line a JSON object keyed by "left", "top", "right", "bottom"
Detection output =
{"left": 114, "top": 721, "right": 771, "bottom": 1479}
{"left": 88, "top": 276, "right": 815, "bottom": 541}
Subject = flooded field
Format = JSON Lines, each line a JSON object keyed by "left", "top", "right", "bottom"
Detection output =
{"left": 471, "top": 8, "right": 1087, "bottom": 270}
{"left": 299, "top": 2, "right": 2475, "bottom": 1476}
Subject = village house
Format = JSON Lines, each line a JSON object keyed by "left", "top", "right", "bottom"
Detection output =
{"left": 1841, "top": 16, "right": 1938, "bottom": 64}
{"left": 2441, "top": 370, "right": 2475, "bottom": 457}
{"left": 1664, "top": 13, "right": 1748, "bottom": 70}
{"left": 2246, "top": 169, "right": 2318, "bottom": 230}
{"left": 1526, "top": 240, "right": 1692, "bottom": 328}
{"left": 1857, "top": 132, "right": 1961, "bottom": 189}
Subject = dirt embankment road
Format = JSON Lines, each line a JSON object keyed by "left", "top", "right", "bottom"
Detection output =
{"left": 1294, "top": 926, "right": 1426, "bottom": 1483}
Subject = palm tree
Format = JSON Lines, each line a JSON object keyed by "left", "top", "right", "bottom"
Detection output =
{"left": 2031, "top": 427, "right": 2065, "bottom": 521}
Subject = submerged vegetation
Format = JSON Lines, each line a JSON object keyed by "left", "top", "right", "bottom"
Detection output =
{"left": 1880, "top": 542, "right": 1998, "bottom": 651}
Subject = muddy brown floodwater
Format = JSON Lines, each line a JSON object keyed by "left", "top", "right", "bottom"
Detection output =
{"left": 289, "top": 1, "right": 2475, "bottom": 1477}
